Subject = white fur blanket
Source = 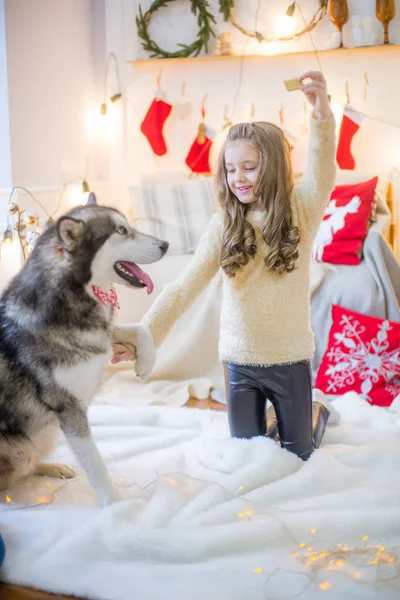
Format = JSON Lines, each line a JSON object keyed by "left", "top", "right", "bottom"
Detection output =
{"left": 1, "top": 391, "right": 400, "bottom": 600}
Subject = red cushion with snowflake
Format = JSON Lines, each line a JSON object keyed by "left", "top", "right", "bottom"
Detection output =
{"left": 313, "top": 177, "right": 378, "bottom": 265}
{"left": 315, "top": 305, "right": 400, "bottom": 407}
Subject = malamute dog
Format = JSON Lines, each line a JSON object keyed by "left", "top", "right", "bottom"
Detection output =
{"left": 0, "top": 205, "right": 168, "bottom": 507}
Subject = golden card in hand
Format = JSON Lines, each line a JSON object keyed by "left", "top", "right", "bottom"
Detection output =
{"left": 284, "top": 78, "right": 302, "bottom": 92}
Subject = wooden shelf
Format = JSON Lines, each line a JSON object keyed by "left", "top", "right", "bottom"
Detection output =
{"left": 129, "top": 44, "right": 400, "bottom": 66}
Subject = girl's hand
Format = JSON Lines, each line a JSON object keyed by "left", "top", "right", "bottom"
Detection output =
{"left": 112, "top": 324, "right": 156, "bottom": 380}
{"left": 111, "top": 343, "right": 136, "bottom": 364}
{"left": 298, "top": 71, "right": 333, "bottom": 121}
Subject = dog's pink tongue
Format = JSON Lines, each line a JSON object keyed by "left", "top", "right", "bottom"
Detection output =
{"left": 120, "top": 261, "right": 154, "bottom": 295}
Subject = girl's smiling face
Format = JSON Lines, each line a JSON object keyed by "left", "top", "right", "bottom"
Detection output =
{"left": 225, "top": 142, "right": 260, "bottom": 205}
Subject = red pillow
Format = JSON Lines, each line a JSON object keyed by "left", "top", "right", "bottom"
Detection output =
{"left": 313, "top": 177, "right": 378, "bottom": 265}
{"left": 315, "top": 305, "right": 400, "bottom": 407}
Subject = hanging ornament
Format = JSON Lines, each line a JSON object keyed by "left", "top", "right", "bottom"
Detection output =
{"left": 336, "top": 104, "right": 365, "bottom": 170}
{"left": 140, "top": 72, "right": 172, "bottom": 156}
{"left": 174, "top": 82, "right": 192, "bottom": 122}
{"left": 185, "top": 95, "right": 214, "bottom": 175}
{"left": 335, "top": 82, "right": 364, "bottom": 170}
{"left": 222, "top": 105, "right": 233, "bottom": 130}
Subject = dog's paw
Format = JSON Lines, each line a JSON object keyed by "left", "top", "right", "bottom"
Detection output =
{"left": 134, "top": 326, "right": 156, "bottom": 381}
{"left": 36, "top": 463, "right": 77, "bottom": 479}
{"left": 113, "top": 324, "right": 156, "bottom": 381}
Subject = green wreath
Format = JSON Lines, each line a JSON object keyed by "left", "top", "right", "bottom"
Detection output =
{"left": 136, "top": 0, "right": 216, "bottom": 59}
{"left": 219, "top": 0, "right": 234, "bottom": 21}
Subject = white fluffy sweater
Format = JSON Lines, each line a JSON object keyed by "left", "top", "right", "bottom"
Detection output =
{"left": 143, "top": 117, "right": 336, "bottom": 366}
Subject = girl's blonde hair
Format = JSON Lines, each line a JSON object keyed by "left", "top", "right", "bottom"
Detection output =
{"left": 215, "top": 121, "right": 300, "bottom": 278}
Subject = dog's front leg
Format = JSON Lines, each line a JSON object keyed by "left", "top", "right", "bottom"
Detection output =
{"left": 58, "top": 405, "right": 121, "bottom": 508}
{"left": 113, "top": 324, "right": 155, "bottom": 381}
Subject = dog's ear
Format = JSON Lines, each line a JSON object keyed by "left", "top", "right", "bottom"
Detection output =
{"left": 58, "top": 217, "right": 86, "bottom": 252}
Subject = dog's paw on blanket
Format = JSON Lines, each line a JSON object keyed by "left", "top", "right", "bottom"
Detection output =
{"left": 35, "top": 462, "right": 77, "bottom": 479}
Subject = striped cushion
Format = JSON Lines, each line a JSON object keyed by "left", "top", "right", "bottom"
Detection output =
{"left": 129, "top": 178, "right": 217, "bottom": 254}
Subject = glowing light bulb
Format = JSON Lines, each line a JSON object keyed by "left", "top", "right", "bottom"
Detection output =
{"left": 319, "top": 582, "right": 330, "bottom": 591}
{"left": 67, "top": 186, "right": 88, "bottom": 208}
{"left": 275, "top": 13, "right": 297, "bottom": 37}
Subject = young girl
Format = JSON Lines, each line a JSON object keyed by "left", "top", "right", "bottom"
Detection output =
{"left": 113, "top": 71, "right": 336, "bottom": 460}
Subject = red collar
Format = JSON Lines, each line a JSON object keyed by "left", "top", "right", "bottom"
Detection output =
{"left": 92, "top": 285, "right": 120, "bottom": 309}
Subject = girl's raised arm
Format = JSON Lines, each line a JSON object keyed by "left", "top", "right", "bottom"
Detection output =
{"left": 297, "top": 71, "right": 337, "bottom": 229}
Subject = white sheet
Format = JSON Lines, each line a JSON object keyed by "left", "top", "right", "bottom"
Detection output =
{"left": 1, "top": 392, "right": 400, "bottom": 600}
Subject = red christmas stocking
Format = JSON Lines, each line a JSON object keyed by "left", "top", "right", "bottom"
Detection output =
{"left": 185, "top": 123, "right": 212, "bottom": 174}
{"left": 336, "top": 104, "right": 365, "bottom": 170}
{"left": 140, "top": 98, "right": 172, "bottom": 156}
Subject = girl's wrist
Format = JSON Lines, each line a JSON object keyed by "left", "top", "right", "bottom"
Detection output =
{"left": 313, "top": 104, "right": 334, "bottom": 121}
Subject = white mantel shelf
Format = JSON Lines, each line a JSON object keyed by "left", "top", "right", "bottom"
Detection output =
{"left": 129, "top": 44, "right": 400, "bottom": 66}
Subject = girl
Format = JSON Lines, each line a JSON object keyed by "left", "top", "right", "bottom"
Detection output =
{"left": 114, "top": 71, "right": 336, "bottom": 460}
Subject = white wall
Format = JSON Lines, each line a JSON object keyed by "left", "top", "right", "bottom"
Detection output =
{"left": 5, "top": 0, "right": 107, "bottom": 188}
{"left": 4, "top": 0, "right": 108, "bottom": 188}
{"left": 0, "top": 0, "right": 115, "bottom": 259}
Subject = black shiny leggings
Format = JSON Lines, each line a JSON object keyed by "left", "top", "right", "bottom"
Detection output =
{"left": 224, "top": 361, "right": 314, "bottom": 461}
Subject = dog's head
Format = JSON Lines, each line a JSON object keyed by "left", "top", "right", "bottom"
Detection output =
{"left": 54, "top": 206, "right": 168, "bottom": 294}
